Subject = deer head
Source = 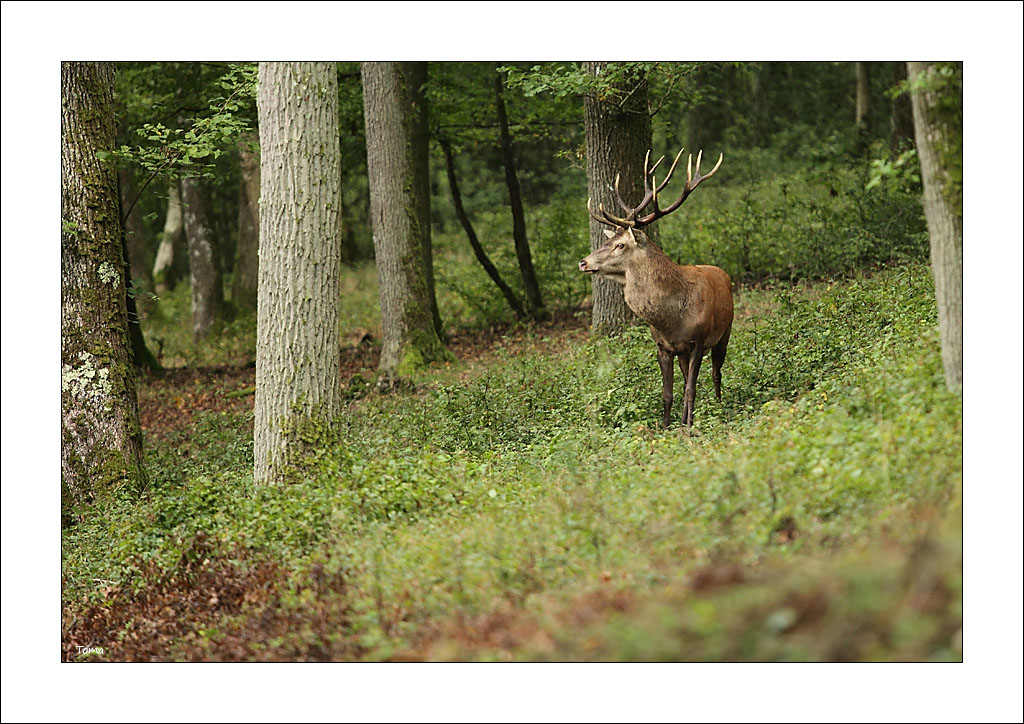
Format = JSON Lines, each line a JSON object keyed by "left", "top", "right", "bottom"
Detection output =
{"left": 580, "top": 148, "right": 723, "bottom": 284}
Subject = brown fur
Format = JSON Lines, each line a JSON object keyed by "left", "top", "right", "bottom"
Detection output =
{"left": 580, "top": 227, "right": 733, "bottom": 427}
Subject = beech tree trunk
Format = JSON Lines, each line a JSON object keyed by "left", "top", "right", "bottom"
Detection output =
{"left": 584, "top": 61, "right": 651, "bottom": 334}
{"left": 362, "top": 61, "right": 449, "bottom": 384}
{"left": 908, "top": 62, "right": 963, "bottom": 390}
{"left": 255, "top": 62, "right": 344, "bottom": 484}
{"left": 61, "top": 61, "right": 145, "bottom": 520}
{"left": 152, "top": 179, "right": 187, "bottom": 294}
{"left": 495, "top": 69, "right": 545, "bottom": 320}
{"left": 181, "top": 176, "right": 224, "bottom": 340}
{"left": 233, "top": 131, "right": 260, "bottom": 311}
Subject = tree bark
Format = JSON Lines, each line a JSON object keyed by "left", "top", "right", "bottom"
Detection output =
{"left": 152, "top": 179, "right": 187, "bottom": 294}
{"left": 255, "top": 62, "right": 344, "bottom": 484}
{"left": 181, "top": 175, "right": 224, "bottom": 340}
{"left": 233, "top": 131, "right": 260, "bottom": 311}
{"left": 908, "top": 62, "right": 962, "bottom": 390}
{"left": 584, "top": 61, "right": 651, "bottom": 334}
{"left": 362, "top": 61, "right": 449, "bottom": 384}
{"left": 402, "top": 62, "right": 444, "bottom": 339}
{"left": 495, "top": 69, "right": 546, "bottom": 320}
{"left": 61, "top": 61, "right": 146, "bottom": 520}
{"left": 440, "top": 136, "right": 527, "bottom": 320}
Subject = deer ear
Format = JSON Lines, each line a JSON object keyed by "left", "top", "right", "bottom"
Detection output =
{"left": 626, "top": 227, "right": 638, "bottom": 244}
{"left": 603, "top": 229, "right": 616, "bottom": 239}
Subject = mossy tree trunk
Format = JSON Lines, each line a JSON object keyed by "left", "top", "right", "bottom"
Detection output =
{"left": 362, "top": 61, "right": 449, "bottom": 385}
{"left": 61, "top": 61, "right": 146, "bottom": 520}
{"left": 181, "top": 175, "right": 224, "bottom": 341}
{"left": 152, "top": 179, "right": 187, "bottom": 294}
{"left": 233, "top": 131, "right": 260, "bottom": 312}
{"left": 908, "top": 61, "right": 963, "bottom": 390}
{"left": 255, "top": 62, "right": 344, "bottom": 484}
{"left": 495, "top": 68, "right": 545, "bottom": 321}
{"left": 584, "top": 61, "right": 650, "bottom": 335}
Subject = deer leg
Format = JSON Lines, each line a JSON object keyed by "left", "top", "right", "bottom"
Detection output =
{"left": 677, "top": 354, "right": 690, "bottom": 399}
{"left": 657, "top": 346, "right": 675, "bottom": 428}
{"left": 684, "top": 341, "right": 705, "bottom": 427}
{"left": 711, "top": 325, "right": 731, "bottom": 403}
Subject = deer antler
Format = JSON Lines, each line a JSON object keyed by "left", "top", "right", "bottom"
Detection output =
{"left": 635, "top": 149, "right": 723, "bottom": 227}
{"left": 588, "top": 148, "right": 723, "bottom": 229}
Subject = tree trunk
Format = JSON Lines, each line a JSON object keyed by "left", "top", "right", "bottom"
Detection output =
{"left": 233, "top": 131, "right": 260, "bottom": 311}
{"left": 495, "top": 69, "right": 546, "bottom": 320}
{"left": 855, "top": 61, "right": 872, "bottom": 134}
{"left": 908, "top": 62, "right": 962, "bottom": 390}
{"left": 440, "top": 136, "right": 527, "bottom": 320}
{"left": 584, "top": 61, "right": 651, "bottom": 334}
{"left": 255, "top": 62, "right": 344, "bottom": 484}
{"left": 362, "top": 61, "right": 449, "bottom": 384}
{"left": 181, "top": 176, "right": 224, "bottom": 340}
{"left": 152, "top": 179, "right": 187, "bottom": 294}
{"left": 890, "top": 62, "right": 915, "bottom": 153}
{"left": 402, "top": 62, "right": 444, "bottom": 339}
{"left": 61, "top": 61, "right": 146, "bottom": 520}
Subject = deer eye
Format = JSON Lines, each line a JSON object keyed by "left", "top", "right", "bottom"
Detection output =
{"left": 615, "top": 243, "right": 625, "bottom": 250}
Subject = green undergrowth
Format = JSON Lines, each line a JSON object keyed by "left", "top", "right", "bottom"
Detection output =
{"left": 63, "top": 262, "right": 962, "bottom": 661}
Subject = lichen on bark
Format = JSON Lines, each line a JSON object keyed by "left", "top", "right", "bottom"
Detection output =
{"left": 62, "top": 62, "right": 146, "bottom": 518}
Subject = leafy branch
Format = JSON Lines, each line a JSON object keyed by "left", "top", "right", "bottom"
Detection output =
{"left": 111, "top": 64, "right": 257, "bottom": 225}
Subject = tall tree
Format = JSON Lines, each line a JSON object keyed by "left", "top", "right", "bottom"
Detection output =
{"left": 62, "top": 62, "right": 146, "bottom": 519}
{"left": 908, "top": 61, "right": 962, "bottom": 390}
{"left": 584, "top": 61, "right": 651, "bottom": 334}
{"left": 362, "top": 61, "right": 449, "bottom": 385}
{"left": 495, "top": 68, "right": 545, "bottom": 320}
{"left": 181, "top": 176, "right": 224, "bottom": 340}
{"left": 233, "top": 131, "right": 260, "bottom": 311}
{"left": 152, "top": 179, "right": 187, "bottom": 294}
{"left": 254, "top": 62, "right": 344, "bottom": 484}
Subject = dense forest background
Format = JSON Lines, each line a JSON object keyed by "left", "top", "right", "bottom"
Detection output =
{"left": 5, "top": 2, "right": 1024, "bottom": 721}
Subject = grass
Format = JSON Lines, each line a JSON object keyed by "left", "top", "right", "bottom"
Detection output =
{"left": 62, "top": 260, "right": 962, "bottom": 662}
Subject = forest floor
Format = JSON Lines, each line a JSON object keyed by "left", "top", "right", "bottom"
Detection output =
{"left": 62, "top": 263, "right": 962, "bottom": 662}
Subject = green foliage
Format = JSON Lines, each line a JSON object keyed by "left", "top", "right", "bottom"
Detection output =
{"left": 66, "top": 61, "right": 962, "bottom": 661}
{"left": 141, "top": 279, "right": 257, "bottom": 367}
{"left": 65, "top": 266, "right": 960, "bottom": 664}
{"left": 866, "top": 147, "right": 921, "bottom": 192}
{"left": 651, "top": 143, "right": 927, "bottom": 282}
{"left": 114, "top": 63, "right": 256, "bottom": 181}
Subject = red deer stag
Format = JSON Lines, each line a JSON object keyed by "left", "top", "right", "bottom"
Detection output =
{"left": 579, "top": 149, "right": 733, "bottom": 428}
